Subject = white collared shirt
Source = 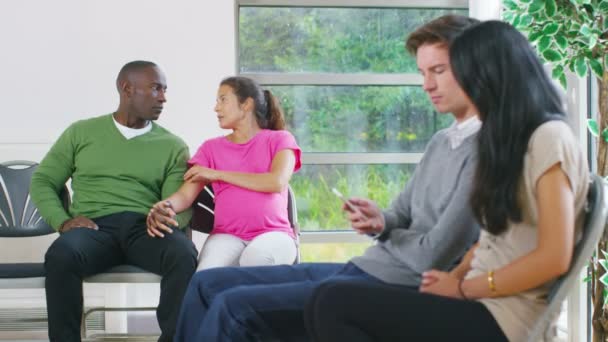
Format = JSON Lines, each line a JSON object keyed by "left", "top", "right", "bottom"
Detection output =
{"left": 113, "top": 116, "right": 152, "bottom": 140}
{"left": 444, "top": 115, "right": 481, "bottom": 149}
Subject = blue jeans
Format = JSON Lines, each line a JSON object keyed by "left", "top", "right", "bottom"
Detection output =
{"left": 174, "top": 262, "right": 382, "bottom": 342}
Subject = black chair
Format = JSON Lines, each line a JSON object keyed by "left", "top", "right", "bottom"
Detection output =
{"left": 527, "top": 174, "right": 608, "bottom": 341}
{"left": 0, "top": 160, "right": 69, "bottom": 289}
{"left": 190, "top": 185, "right": 301, "bottom": 263}
{"left": 0, "top": 161, "right": 69, "bottom": 333}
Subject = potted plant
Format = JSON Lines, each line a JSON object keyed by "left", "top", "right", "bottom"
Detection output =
{"left": 503, "top": 0, "right": 608, "bottom": 340}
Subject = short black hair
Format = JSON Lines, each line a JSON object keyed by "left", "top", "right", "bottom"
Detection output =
{"left": 116, "top": 60, "right": 158, "bottom": 89}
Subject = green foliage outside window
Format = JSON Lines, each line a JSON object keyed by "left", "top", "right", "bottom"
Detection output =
{"left": 239, "top": 7, "right": 465, "bottom": 233}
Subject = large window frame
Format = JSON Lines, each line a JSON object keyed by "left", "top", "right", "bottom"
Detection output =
{"left": 236, "top": 0, "right": 467, "bottom": 243}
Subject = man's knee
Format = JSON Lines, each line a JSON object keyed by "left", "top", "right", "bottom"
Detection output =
{"left": 214, "top": 286, "right": 259, "bottom": 319}
{"left": 190, "top": 267, "right": 245, "bottom": 298}
{"left": 44, "top": 236, "right": 81, "bottom": 272}
{"left": 161, "top": 235, "right": 197, "bottom": 270}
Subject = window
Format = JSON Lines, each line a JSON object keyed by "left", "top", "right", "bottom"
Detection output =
{"left": 236, "top": 0, "right": 468, "bottom": 259}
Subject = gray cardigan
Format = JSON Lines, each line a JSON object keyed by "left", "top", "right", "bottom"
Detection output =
{"left": 351, "top": 129, "right": 480, "bottom": 287}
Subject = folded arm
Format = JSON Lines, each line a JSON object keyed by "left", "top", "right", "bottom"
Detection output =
{"left": 184, "top": 149, "right": 296, "bottom": 193}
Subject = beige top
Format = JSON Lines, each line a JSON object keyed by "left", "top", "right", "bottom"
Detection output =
{"left": 467, "top": 121, "right": 589, "bottom": 342}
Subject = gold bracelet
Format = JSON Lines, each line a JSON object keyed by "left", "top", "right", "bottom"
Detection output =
{"left": 488, "top": 270, "right": 497, "bottom": 294}
{"left": 457, "top": 279, "right": 469, "bottom": 300}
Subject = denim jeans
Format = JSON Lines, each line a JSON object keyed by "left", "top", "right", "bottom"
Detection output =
{"left": 174, "top": 262, "right": 382, "bottom": 342}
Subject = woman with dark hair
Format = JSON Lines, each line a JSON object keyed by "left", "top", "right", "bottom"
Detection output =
{"left": 147, "top": 76, "right": 301, "bottom": 270}
{"left": 304, "top": 20, "right": 589, "bottom": 342}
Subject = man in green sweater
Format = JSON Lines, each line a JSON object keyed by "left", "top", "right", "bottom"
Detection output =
{"left": 30, "top": 60, "right": 197, "bottom": 342}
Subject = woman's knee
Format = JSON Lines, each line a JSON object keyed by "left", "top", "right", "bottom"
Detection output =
{"left": 239, "top": 233, "right": 296, "bottom": 266}
{"left": 239, "top": 247, "right": 277, "bottom": 266}
{"left": 309, "top": 281, "right": 349, "bottom": 316}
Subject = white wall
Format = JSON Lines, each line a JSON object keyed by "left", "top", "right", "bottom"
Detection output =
{"left": 0, "top": 0, "right": 234, "bottom": 160}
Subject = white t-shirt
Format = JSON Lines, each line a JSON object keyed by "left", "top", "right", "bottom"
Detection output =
{"left": 112, "top": 116, "right": 152, "bottom": 139}
{"left": 467, "top": 120, "right": 589, "bottom": 342}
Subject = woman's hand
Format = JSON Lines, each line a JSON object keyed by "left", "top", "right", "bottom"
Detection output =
{"left": 184, "top": 165, "right": 221, "bottom": 183}
{"left": 146, "top": 201, "right": 177, "bottom": 238}
{"left": 419, "top": 270, "right": 463, "bottom": 299}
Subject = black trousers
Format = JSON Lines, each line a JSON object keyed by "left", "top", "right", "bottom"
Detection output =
{"left": 304, "top": 280, "right": 509, "bottom": 342}
{"left": 44, "top": 212, "right": 198, "bottom": 342}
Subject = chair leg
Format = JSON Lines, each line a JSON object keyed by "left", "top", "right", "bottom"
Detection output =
{"left": 80, "top": 310, "right": 86, "bottom": 339}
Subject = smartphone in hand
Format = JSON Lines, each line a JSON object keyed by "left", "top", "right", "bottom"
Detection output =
{"left": 331, "top": 188, "right": 362, "bottom": 215}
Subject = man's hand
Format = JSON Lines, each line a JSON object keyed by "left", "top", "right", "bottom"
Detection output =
{"left": 59, "top": 216, "right": 98, "bottom": 233}
{"left": 147, "top": 201, "right": 177, "bottom": 238}
{"left": 419, "top": 270, "right": 463, "bottom": 299}
{"left": 345, "top": 198, "right": 385, "bottom": 235}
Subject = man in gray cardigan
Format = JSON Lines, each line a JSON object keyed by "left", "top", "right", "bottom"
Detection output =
{"left": 173, "top": 14, "right": 482, "bottom": 342}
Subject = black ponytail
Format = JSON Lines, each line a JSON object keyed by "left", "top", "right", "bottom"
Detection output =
{"left": 220, "top": 76, "right": 286, "bottom": 130}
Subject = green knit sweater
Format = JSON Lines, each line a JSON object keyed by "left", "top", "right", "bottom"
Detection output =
{"left": 31, "top": 114, "right": 191, "bottom": 230}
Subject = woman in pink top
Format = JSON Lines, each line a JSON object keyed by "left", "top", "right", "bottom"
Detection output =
{"left": 147, "top": 76, "right": 301, "bottom": 270}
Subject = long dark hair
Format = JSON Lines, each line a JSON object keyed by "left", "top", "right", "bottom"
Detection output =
{"left": 450, "top": 21, "right": 565, "bottom": 235}
{"left": 220, "top": 76, "right": 286, "bottom": 130}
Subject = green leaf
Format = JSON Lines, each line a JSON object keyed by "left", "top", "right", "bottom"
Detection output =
{"left": 602, "top": 127, "right": 608, "bottom": 142}
{"left": 520, "top": 0, "right": 533, "bottom": 3}
{"left": 568, "top": 59, "right": 576, "bottom": 73}
{"left": 503, "top": 0, "right": 518, "bottom": 10}
{"left": 600, "top": 259, "right": 608, "bottom": 272}
{"left": 529, "top": 0, "right": 545, "bottom": 13}
{"left": 528, "top": 30, "right": 543, "bottom": 43}
{"left": 545, "top": 0, "right": 557, "bottom": 17}
{"left": 538, "top": 35, "right": 552, "bottom": 52}
{"left": 503, "top": 11, "right": 515, "bottom": 23}
{"left": 600, "top": 272, "right": 608, "bottom": 287}
{"left": 512, "top": 14, "right": 522, "bottom": 28}
{"left": 555, "top": 34, "right": 568, "bottom": 51}
{"left": 559, "top": 73, "right": 567, "bottom": 89}
{"left": 600, "top": 0, "right": 608, "bottom": 13}
{"left": 605, "top": 54, "right": 608, "bottom": 69}
{"left": 581, "top": 24, "right": 592, "bottom": 37}
{"left": 575, "top": 56, "right": 588, "bottom": 78}
{"left": 519, "top": 14, "right": 533, "bottom": 28}
{"left": 543, "top": 22, "right": 560, "bottom": 35}
{"left": 590, "top": 58, "right": 603, "bottom": 78}
{"left": 588, "top": 118, "right": 600, "bottom": 137}
{"left": 589, "top": 35, "right": 598, "bottom": 50}
{"left": 552, "top": 64, "right": 564, "bottom": 79}
{"left": 542, "top": 48, "right": 562, "bottom": 62}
